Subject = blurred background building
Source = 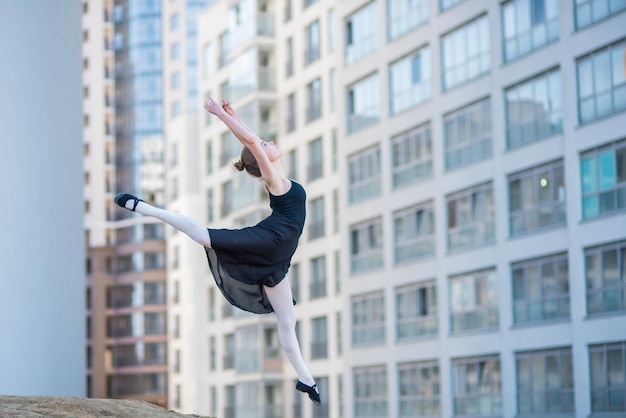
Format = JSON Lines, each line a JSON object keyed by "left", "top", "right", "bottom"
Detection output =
{"left": 83, "top": 0, "right": 626, "bottom": 417}
{"left": 0, "top": 0, "right": 85, "bottom": 397}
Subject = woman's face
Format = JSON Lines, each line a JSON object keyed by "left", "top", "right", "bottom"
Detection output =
{"left": 261, "top": 140, "right": 281, "bottom": 161}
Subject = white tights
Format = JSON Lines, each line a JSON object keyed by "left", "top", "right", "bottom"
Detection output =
{"left": 128, "top": 200, "right": 315, "bottom": 386}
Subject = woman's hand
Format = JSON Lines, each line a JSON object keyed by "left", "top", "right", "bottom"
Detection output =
{"left": 222, "top": 99, "right": 236, "bottom": 117}
{"left": 203, "top": 97, "right": 224, "bottom": 115}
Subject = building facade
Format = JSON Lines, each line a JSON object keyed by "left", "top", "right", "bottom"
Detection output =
{"left": 90, "top": 0, "right": 626, "bottom": 417}
{"left": 83, "top": 0, "right": 168, "bottom": 406}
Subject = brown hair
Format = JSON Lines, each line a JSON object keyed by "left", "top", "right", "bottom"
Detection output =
{"left": 233, "top": 147, "right": 261, "bottom": 177}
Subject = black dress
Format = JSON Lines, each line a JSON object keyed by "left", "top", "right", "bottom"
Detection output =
{"left": 204, "top": 179, "right": 306, "bottom": 314}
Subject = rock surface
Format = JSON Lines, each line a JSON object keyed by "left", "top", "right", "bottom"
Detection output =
{"left": 0, "top": 396, "right": 212, "bottom": 418}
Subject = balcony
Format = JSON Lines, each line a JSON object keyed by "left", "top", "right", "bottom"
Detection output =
{"left": 230, "top": 12, "right": 274, "bottom": 52}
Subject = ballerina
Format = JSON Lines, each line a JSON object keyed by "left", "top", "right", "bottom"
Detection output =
{"left": 114, "top": 97, "right": 320, "bottom": 405}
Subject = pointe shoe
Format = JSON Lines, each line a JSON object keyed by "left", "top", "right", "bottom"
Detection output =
{"left": 114, "top": 193, "right": 144, "bottom": 212}
{"left": 296, "top": 380, "right": 321, "bottom": 406}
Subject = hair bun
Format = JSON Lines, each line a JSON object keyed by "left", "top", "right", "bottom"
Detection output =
{"left": 234, "top": 160, "right": 245, "bottom": 171}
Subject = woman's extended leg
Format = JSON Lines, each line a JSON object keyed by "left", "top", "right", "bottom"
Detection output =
{"left": 117, "top": 195, "right": 211, "bottom": 247}
{"left": 263, "top": 278, "right": 315, "bottom": 386}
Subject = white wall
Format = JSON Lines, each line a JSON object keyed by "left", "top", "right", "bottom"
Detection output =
{"left": 0, "top": 0, "right": 85, "bottom": 396}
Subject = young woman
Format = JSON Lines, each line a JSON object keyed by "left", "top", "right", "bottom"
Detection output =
{"left": 114, "top": 98, "right": 320, "bottom": 405}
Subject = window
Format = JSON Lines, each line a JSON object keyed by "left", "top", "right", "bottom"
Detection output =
{"left": 577, "top": 39, "right": 626, "bottom": 124}
{"left": 581, "top": 139, "right": 626, "bottom": 218}
{"left": 516, "top": 347, "right": 574, "bottom": 414}
{"left": 351, "top": 292, "right": 385, "bottom": 345}
{"left": 312, "top": 376, "right": 329, "bottom": 417}
{"left": 171, "top": 101, "right": 181, "bottom": 118}
{"left": 450, "top": 269, "right": 498, "bottom": 333}
{"left": 336, "top": 312, "right": 342, "bottom": 355}
{"left": 311, "top": 316, "right": 328, "bottom": 359}
{"left": 440, "top": 0, "right": 465, "bottom": 11}
{"left": 441, "top": 16, "right": 490, "bottom": 90}
{"left": 332, "top": 189, "right": 339, "bottom": 234}
{"left": 206, "top": 141, "right": 213, "bottom": 174}
{"left": 389, "top": 47, "right": 432, "bottom": 115}
{"left": 284, "top": 0, "right": 292, "bottom": 22}
{"left": 447, "top": 183, "right": 495, "bottom": 250}
{"left": 329, "top": 69, "right": 337, "bottom": 112}
{"left": 506, "top": 68, "right": 563, "bottom": 148}
{"left": 453, "top": 355, "right": 502, "bottom": 416}
{"left": 585, "top": 240, "right": 626, "bottom": 315}
{"left": 284, "top": 94, "right": 296, "bottom": 133}
{"left": 170, "top": 42, "right": 180, "bottom": 60}
{"left": 348, "top": 146, "right": 381, "bottom": 205}
{"left": 202, "top": 43, "right": 213, "bottom": 80}
{"left": 398, "top": 361, "right": 440, "bottom": 416}
{"left": 509, "top": 160, "right": 566, "bottom": 235}
{"left": 220, "top": 131, "right": 240, "bottom": 167}
{"left": 291, "top": 263, "right": 300, "bottom": 301}
{"left": 303, "top": 0, "right": 317, "bottom": 9}
{"left": 310, "top": 255, "right": 327, "bottom": 299}
{"left": 392, "top": 123, "right": 433, "bottom": 188}
{"left": 350, "top": 218, "right": 384, "bottom": 273}
{"left": 393, "top": 202, "right": 435, "bottom": 263}
{"left": 345, "top": 2, "right": 378, "bottom": 65}
{"left": 223, "top": 333, "right": 235, "bottom": 369}
{"left": 328, "top": 9, "right": 336, "bottom": 52}
{"left": 309, "top": 196, "right": 325, "bottom": 240}
{"left": 288, "top": 148, "right": 298, "bottom": 180}
{"left": 502, "top": 0, "right": 559, "bottom": 62}
{"left": 307, "top": 137, "right": 323, "bottom": 181}
{"left": 589, "top": 341, "right": 626, "bottom": 413}
{"left": 396, "top": 281, "right": 437, "bottom": 339}
{"left": 354, "top": 366, "right": 387, "bottom": 417}
{"left": 512, "top": 253, "right": 570, "bottom": 324}
{"left": 286, "top": 37, "right": 294, "bottom": 77}
{"left": 170, "top": 13, "right": 179, "bottom": 30}
{"left": 347, "top": 73, "right": 380, "bottom": 134}
{"left": 306, "top": 78, "right": 322, "bottom": 123}
{"left": 305, "top": 20, "right": 320, "bottom": 65}
{"left": 444, "top": 98, "right": 492, "bottom": 170}
{"left": 576, "top": 0, "right": 626, "bottom": 29}
{"left": 207, "top": 189, "right": 214, "bottom": 223}
{"left": 171, "top": 71, "right": 180, "bottom": 89}
{"left": 387, "top": 0, "right": 428, "bottom": 40}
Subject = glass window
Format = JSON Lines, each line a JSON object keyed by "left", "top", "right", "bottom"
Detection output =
{"left": 392, "top": 123, "right": 433, "bottom": 188}
{"left": 393, "top": 202, "right": 435, "bottom": 263}
{"left": 506, "top": 68, "right": 563, "bottom": 148}
{"left": 348, "top": 145, "right": 381, "bottom": 204}
{"left": 580, "top": 139, "right": 626, "bottom": 218}
{"left": 441, "top": 15, "right": 490, "bottom": 90}
{"left": 170, "top": 13, "right": 179, "bottom": 30}
{"left": 328, "top": 9, "right": 336, "bottom": 52}
{"left": 306, "top": 78, "right": 322, "bottom": 122}
{"left": 286, "top": 37, "right": 294, "bottom": 77}
{"left": 171, "top": 71, "right": 180, "bottom": 90}
{"left": 453, "top": 356, "right": 502, "bottom": 416}
{"left": 509, "top": 159, "right": 566, "bottom": 235}
{"left": 345, "top": 2, "right": 378, "bottom": 65}
{"left": 351, "top": 292, "right": 385, "bottom": 346}
{"left": 398, "top": 361, "right": 440, "bottom": 416}
{"left": 577, "top": 39, "right": 626, "bottom": 124}
{"left": 575, "top": 0, "right": 626, "bottom": 29}
{"left": 502, "top": 0, "right": 559, "bottom": 62}
{"left": 512, "top": 253, "right": 570, "bottom": 324}
{"left": 329, "top": 69, "right": 337, "bottom": 112}
{"left": 170, "top": 42, "right": 180, "bottom": 60}
{"left": 202, "top": 43, "right": 213, "bottom": 80}
{"left": 354, "top": 365, "right": 387, "bottom": 417}
{"left": 447, "top": 183, "right": 495, "bottom": 250}
{"left": 450, "top": 269, "right": 498, "bottom": 333}
{"left": 286, "top": 93, "right": 296, "bottom": 132}
{"left": 396, "top": 281, "right": 437, "bottom": 339}
{"left": 307, "top": 137, "right": 323, "bottom": 181}
{"left": 311, "top": 316, "right": 327, "bottom": 359}
{"left": 589, "top": 342, "right": 626, "bottom": 413}
{"left": 310, "top": 256, "right": 327, "bottom": 299}
{"left": 440, "top": 0, "right": 465, "bottom": 11}
{"left": 308, "top": 196, "right": 325, "bottom": 240}
{"left": 389, "top": 47, "right": 432, "bottom": 115}
{"left": 387, "top": 0, "right": 428, "bottom": 40}
{"left": 350, "top": 217, "right": 384, "bottom": 274}
{"left": 516, "top": 347, "right": 574, "bottom": 414}
{"left": 444, "top": 98, "right": 492, "bottom": 170}
{"left": 346, "top": 73, "right": 380, "bottom": 134}
{"left": 585, "top": 240, "right": 626, "bottom": 315}
{"left": 305, "top": 20, "right": 320, "bottom": 65}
